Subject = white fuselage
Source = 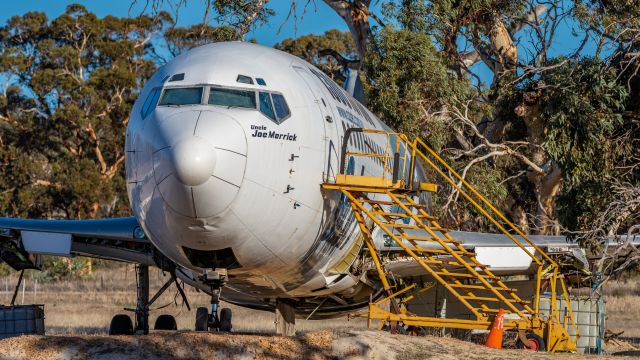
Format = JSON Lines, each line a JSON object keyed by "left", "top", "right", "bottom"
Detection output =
{"left": 125, "top": 42, "right": 396, "bottom": 305}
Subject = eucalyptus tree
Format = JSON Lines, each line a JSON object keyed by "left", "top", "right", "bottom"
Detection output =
{"left": 0, "top": 5, "right": 164, "bottom": 219}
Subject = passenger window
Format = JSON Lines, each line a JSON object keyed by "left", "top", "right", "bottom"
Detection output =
{"left": 271, "top": 94, "right": 290, "bottom": 121}
{"left": 140, "top": 88, "right": 161, "bottom": 118}
{"left": 209, "top": 88, "right": 256, "bottom": 109}
{"left": 259, "top": 92, "right": 275, "bottom": 120}
{"left": 159, "top": 87, "right": 203, "bottom": 106}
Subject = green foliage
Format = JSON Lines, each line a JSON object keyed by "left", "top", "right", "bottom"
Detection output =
{"left": 366, "top": 27, "right": 471, "bottom": 142}
{"left": 275, "top": 30, "right": 356, "bottom": 84}
{"left": 541, "top": 59, "right": 629, "bottom": 186}
{"left": 381, "top": 0, "right": 430, "bottom": 32}
{"left": 0, "top": 5, "right": 161, "bottom": 219}
{"left": 538, "top": 59, "right": 639, "bottom": 233}
{"left": 213, "top": 0, "right": 274, "bottom": 37}
{"left": 574, "top": 0, "right": 640, "bottom": 32}
{"left": 418, "top": 0, "right": 527, "bottom": 54}
{"left": 374, "top": 1, "right": 639, "bottom": 236}
{"left": 39, "top": 256, "right": 93, "bottom": 281}
{"left": 163, "top": 24, "right": 240, "bottom": 59}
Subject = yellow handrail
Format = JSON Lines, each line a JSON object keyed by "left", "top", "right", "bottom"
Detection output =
{"left": 412, "top": 137, "right": 557, "bottom": 266}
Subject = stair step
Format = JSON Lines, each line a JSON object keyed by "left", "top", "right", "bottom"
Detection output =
{"left": 371, "top": 211, "right": 435, "bottom": 220}
{"left": 359, "top": 199, "right": 425, "bottom": 207}
{"left": 481, "top": 308, "right": 515, "bottom": 313}
{"left": 461, "top": 296, "right": 530, "bottom": 304}
{"left": 434, "top": 271, "right": 500, "bottom": 281}
{"left": 405, "top": 248, "right": 473, "bottom": 256}
{"left": 450, "top": 283, "right": 517, "bottom": 292}
{"left": 420, "top": 259, "right": 488, "bottom": 268}
{"left": 385, "top": 223, "right": 448, "bottom": 231}
{"left": 399, "top": 234, "right": 460, "bottom": 244}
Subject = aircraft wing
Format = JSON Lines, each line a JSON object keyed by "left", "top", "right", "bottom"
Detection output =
{"left": 0, "top": 217, "right": 155, "bottom": 270}
{"left": 372, "top": 229, "right": 640, "bottom": 277}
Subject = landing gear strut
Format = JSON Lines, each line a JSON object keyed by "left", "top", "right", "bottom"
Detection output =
{"left": 275, "top": 299, "right": 296, "bottom": 336}
{"left": 135, "top": 264, "right": 150, "bottom": 334}
{"left": 109, "top": 264, "right": 190, "bottom": 335}
{"left": 195, "top": 268, "right": 232, "bottom": 332}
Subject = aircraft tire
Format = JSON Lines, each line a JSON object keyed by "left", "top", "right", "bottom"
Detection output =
{"left": 219, "top": 308, "right": 232, "bottom": 332}
{"left": 195, "top": 307, "right": 209, "bottom": 331}
{"left": 109, "top": 314, "right": 133, "bottom": 335}
{"left": 154, "top": 314, "right": 177, "bottom": 330}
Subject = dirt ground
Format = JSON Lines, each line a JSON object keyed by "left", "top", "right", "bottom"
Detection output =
{"left": 0, "top": 266, "right": 639, "bottom": 359}
{"left": 0, "top": 329, "right": 637, "bottom": 360}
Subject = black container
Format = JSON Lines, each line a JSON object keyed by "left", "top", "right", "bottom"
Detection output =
{"left": 0, "top": 304, "right": 45, "bottom": 338}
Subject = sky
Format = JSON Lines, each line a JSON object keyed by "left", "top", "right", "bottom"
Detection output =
{"left": 0, "top": 1, "right": 600, "bottom": 87}
{"left": 0, "top": 0, "right": 353, "bottom": 47}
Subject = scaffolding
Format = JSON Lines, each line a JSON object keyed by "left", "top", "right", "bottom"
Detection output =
{"left": 322, "top": 128, "right": 579, "bottom": 352}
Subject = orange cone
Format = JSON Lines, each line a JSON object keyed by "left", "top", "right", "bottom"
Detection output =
{"left": 485, "top": 308, "right": 504, "bottom": 349}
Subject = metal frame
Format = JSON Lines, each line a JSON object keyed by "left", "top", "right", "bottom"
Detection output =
{"left": 323, "top": 128, "right": 579, "bottom": 352}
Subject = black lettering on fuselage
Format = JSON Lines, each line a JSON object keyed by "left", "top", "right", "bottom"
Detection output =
{"left": 251, "top": 125, "right": 297, "bottom": 141}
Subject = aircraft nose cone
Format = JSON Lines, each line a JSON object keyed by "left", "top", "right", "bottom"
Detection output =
{"left": 171, "top": 136, "right": 216, "bottom": 186}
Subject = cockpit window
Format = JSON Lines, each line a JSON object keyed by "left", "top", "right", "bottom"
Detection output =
{"left": 140, "top": 87, "right": 161, "bottom": 118}
{"left": 258, "top": 92, "right": 290, "bottom": 123}
{"left": 272, "top": 94, "right": 290, "bottom": 121}
{"left": 152, "top": 84, "right": 289, "bottom": 124}
{"left": 159, "top": 87, "right": 203, "bottom": 106}
{"left": 169, "top": 73, "right": 185, "bottom": 82}
{"left": 208, "top": 88, "right": 256, "bottom": 109}
{"left": 236, "top": 75, "right": 253, "bottom": 84}
{"left": 259, "top": 92, "right": 275, "bottom": 120}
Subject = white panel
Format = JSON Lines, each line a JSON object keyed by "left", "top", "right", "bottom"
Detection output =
{"left": 157, "top": 174, "right": 196, "bottom": 217}
{"left": 152, "top": 110, "right": 200, "bottom": 151}
{"left": 192, "top": 177, "right": 239, "bottom": 218}
{"left": 474, "top": 246, "right": 534, "bottom": 271}
{"left": 195, "top": 111, "right": 247, "bottom": 155}
{"left": 213, "top": 149, "right": 246, "bottom": 186}
{"left": 21, "top": 231, "right": 72, "bottom": 256}
{"left": 136, "top": 148, "right": 154, "bottom": 185}
{"left": 152, "top": 147, "right": 175, "bottom": 184}
{"left": 125, "top": 151, "right": 137, "bottom": 183}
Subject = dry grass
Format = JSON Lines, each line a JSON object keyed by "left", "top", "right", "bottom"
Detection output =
{"left": 1, "top": 264, "right": 638, "bottom": 339}
{"left": 602, "top": 277, "right": 640, "bottom": 338}
{"left": 2, "top": 263, "right": 640, "bottom": 358}
{"left": 0, "top": 264, "right": 367, "bottom": 335}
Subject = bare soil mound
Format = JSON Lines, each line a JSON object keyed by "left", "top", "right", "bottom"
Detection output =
{"left": 0, "top": 330, "right": 629, "bottom": 360}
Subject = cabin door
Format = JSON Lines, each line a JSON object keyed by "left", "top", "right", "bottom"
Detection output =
{"left": 293, "top": 66, "right": 341, "bottom": 183}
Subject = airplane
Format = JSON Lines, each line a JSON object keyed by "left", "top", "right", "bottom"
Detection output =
{"left": 0, "top": 41, "right": 631, "bottom": 336}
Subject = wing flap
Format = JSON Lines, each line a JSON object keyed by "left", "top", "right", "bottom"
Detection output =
{"left": 21, "top": 231, "right": 72, "bottom": 256}
{"left": 0, "top": 217, "right": 154, "bottom": 269}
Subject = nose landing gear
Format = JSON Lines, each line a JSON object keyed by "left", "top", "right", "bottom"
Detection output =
{"left": 195, "top": 268, "right": 233, "bottom": 332}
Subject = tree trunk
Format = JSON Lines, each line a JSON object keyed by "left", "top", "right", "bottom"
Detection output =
{"left": 506, "top": 197, "right": 530, "bottom": 234}
{"left": 323, "top": 0, "right": 372, "bottom": 64}
{"left": 533, "top": 163, "right": 562, "bottom": 235}
{"left": 515, "top": 83, "right": 562, "bottom": 235}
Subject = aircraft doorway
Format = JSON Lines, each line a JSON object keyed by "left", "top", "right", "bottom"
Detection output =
{"left": 293, "top": 66, "right": 341, "bottom": 183}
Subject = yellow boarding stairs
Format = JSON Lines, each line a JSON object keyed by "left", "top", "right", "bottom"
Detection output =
{"left": 322, "top": 129, "right": 578, "bottom": 352}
